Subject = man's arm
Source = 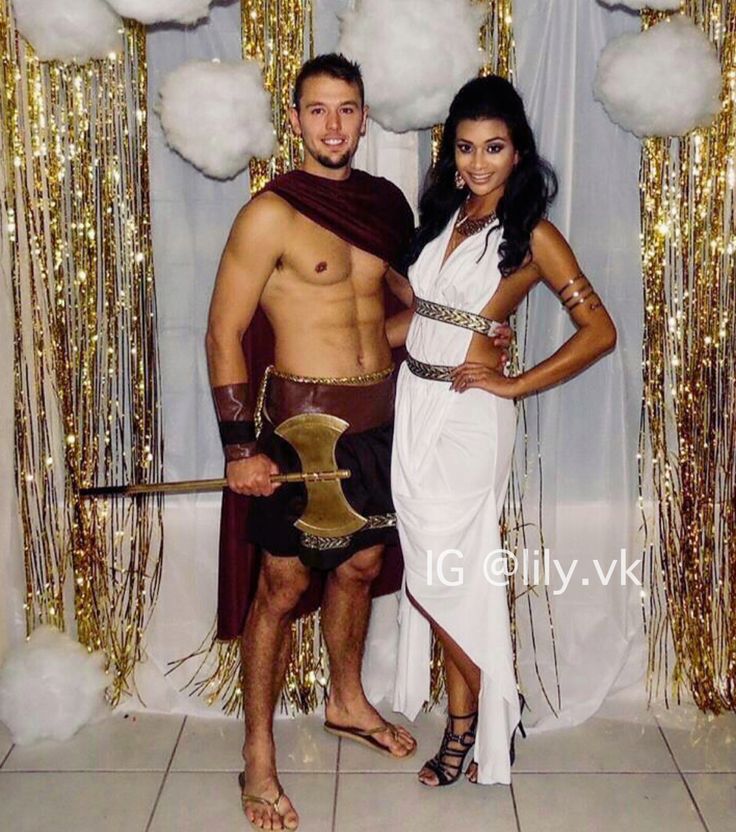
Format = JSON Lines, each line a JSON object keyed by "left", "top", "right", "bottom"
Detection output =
{"left": 205, "top": 193, "right": 291, "bottom": 496}
{"left": 384, "top": 267, "right": 415, "bottom": 348}
{"left": 206, "top": 193, "right": 289, "bottom": 384}
{"left": 385, "top": 267, "right": 414, "bottom": 308}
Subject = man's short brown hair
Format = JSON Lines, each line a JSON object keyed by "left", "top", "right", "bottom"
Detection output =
{"left": 293, "top": 53, "right": 364, "bottom": 109}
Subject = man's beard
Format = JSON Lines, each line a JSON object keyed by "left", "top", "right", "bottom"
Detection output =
{"left": 314, "top": 150, "right": 351, "bottom": 170}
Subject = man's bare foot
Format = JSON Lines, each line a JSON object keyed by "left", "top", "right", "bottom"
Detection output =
{"left": 240, "top": 771, "right": 299, "bottom": 831}
{"left": 325, "top": 696, "right": 416, "bottom": 757}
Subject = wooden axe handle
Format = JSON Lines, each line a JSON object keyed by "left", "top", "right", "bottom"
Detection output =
{"left": 79, "top": 469, "right": 351, "bottom": 498}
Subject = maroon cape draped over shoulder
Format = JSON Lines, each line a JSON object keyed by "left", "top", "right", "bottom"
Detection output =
{"left": 216, "top": 168, "right": 415, "bottom": 640}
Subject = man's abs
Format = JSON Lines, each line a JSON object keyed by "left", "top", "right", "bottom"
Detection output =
{"left": 259, "top": 212, "right": 393, "bottom": 377}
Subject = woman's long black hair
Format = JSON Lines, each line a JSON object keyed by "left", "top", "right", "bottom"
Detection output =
{"left": 405, "top": 75, "right": 558, "bottom": 277}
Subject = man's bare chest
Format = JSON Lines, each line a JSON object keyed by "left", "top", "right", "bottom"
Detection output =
{"left": 276, "top": 215, "right": 388, "bottom": 290}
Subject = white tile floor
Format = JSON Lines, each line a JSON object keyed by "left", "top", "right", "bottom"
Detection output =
{"left": 0, "top": 704, "right": 734, "bottom": 831}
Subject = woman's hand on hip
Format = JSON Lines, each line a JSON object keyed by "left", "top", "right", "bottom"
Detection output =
{"left": 450, "top": 361, "right": 520, "bottom": 398}
{"left": 493, "top": 321, "right": 514, "bottom": 369}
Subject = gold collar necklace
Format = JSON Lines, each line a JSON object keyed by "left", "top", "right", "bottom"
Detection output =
{"left": 454, "top": 201, "right": 498, "bottom": 238}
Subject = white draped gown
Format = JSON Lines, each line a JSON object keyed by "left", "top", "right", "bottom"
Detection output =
{"left": 391, "top": 213, "right": 520, "bottom": 785}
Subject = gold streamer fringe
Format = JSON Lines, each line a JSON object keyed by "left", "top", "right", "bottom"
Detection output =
{"left": 478, "top": 0, "right": 516, "bottom": 81}
{"left": 169, "top": 612, "right": 328, "bottom": 717}
{"left": 168, "top": 625, "right": 244, "bottom": 714}
{"left": 242, "top": 0, "right": 314, "bottom": 192}
{"left": 1, "top": 4, "right": 164, "bottom": 705}
{"left": 639, "top": 4, "right": 736, "bottom": 713}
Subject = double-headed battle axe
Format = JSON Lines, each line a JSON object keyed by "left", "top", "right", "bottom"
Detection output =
{"left": 80, "top": 413, "right": 367, "bottom": 539}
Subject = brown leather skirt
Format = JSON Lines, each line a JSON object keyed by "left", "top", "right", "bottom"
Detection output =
{"left": 246, "top": 368, "right": 398, "bottom": 570}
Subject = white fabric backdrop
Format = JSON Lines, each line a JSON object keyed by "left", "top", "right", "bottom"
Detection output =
{"left": 0, "top": 0, "right": 653, "bottom": 726}
{"left": 512, "top": 0, "right": 646, "bottom": 728}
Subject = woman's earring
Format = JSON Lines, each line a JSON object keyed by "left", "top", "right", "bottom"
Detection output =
{"left": 454, "top": 170, "right": 465, "bottom": 190}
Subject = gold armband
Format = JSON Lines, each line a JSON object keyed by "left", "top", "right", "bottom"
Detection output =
{"left": 557, "top": 272, "right": 601, "bottom": 311}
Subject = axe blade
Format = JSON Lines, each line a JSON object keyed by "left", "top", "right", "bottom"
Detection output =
{"left": 275, "top": 413, "right": 367, "bottom": 538}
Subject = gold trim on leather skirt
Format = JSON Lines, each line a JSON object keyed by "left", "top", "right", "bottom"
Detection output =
{"left": 270, "top": 365, "right": 394, "bottom": 386}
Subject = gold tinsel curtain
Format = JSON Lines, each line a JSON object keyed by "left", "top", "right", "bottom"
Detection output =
{"left": 640, "top": 3, "right": 736, "bottom": 712}
{"left": 0, "top": 3, "right": 164, "bottom": 704}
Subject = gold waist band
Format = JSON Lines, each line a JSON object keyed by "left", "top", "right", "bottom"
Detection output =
{"left": 269, "top": 365, "right": 394, "bottom": 386}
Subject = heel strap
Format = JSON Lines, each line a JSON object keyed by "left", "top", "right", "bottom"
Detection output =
{"left": 448, "top": 710, "right": 478, "bottom": 721}
{"left": 447, "top": 711, "right": 478, "bottom": 746}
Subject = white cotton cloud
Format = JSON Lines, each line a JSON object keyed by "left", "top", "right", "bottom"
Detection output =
{"left": 594, "top": 15, "right": 722, "bottom": 138}
{"left": 12, "top": 0, "right": 123, "bottom": 62}
{"left": 0, "top": 626, "right": 109, "bottom": 745}
{"left": 338, "top": 0, "right": 484, "bottom": 133}
{"left": 600, "top": 1, "right": 681, "bottom": 10}
{"left": 104, "top": 0, "right": 212, "bottom": 26}
{"left": 157, "top": 59, "right": 276, "bottom": 180}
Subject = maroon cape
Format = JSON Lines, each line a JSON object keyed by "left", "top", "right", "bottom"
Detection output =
{"left": 216, "top": 168, "right": 415, "bottom": 640}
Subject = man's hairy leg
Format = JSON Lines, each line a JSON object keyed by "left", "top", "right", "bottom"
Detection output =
{"left": 241, "top": 552, "right": 309, "bottom": 830}
{"left": 321, "top": 545, "right": 415, "bottom": 757}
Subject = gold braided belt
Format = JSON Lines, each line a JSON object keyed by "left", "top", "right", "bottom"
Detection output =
{"left": 406, "top": 356, "right": 455, "bottom": 382}
{"left": 415, "top": 297, "right": 501, "bottom": 337}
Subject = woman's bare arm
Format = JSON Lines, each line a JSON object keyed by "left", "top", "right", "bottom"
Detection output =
{"left": 452, "top": 220, "right": 617, "bottom": 397}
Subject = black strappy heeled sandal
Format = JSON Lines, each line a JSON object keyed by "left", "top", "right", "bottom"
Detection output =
{"left": 510, "top": 694, "right": 527, "bottom": 766}
{"left": 466, "top": 693, "right": 527, "bottom": 782}
{"left": 418, "top": 710, "right": 478, "bottom": 787}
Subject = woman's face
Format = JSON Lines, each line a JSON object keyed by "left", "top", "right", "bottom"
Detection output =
{"left": 454, "top": 118, "right": 519, "bottom": 203}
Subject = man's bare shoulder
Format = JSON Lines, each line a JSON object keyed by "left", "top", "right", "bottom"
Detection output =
{"left": 232, "top": 191, "right": 296, "bottom": 232}
{"left": 225, "top": 192, "right": 296, "bottom": 259}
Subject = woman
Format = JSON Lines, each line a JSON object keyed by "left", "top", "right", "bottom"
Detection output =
{"left": 389, "top": 75, "right": 616, "bottom": 787}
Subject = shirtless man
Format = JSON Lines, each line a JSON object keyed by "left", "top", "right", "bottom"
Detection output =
{"left": 205, "top": 55, "right": 417, "bottom": 831}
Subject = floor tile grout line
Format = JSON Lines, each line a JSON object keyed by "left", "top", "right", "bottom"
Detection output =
{"left": 144, "top": 715, "right": 187, "bottom": 832}
{"left": 331, "top": 738, "right": 341, "bottom": 832}
{"left": 509, "top": 781, "right": 522, "bottom": 832}
{"left": 655, "top": 719, "right": 710, "bottom": 832}
{"left": 337, "top": 768, "right": 689, "bottom": 775}
{"left": 512, "top": 769, "right": 715, "bottom": 776}
{"left": 0, "top": 744, "right": 14, "bottom": 769}
{"left": 2, "top": 767, "right": 710, "bottom": 775}
{"left": 1, "top": 768, "right": 191, "bottom": 774}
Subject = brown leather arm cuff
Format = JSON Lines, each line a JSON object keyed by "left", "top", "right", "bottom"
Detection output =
{"left": 212, "top": 383, "right": 258, "bottom": 462}
{"left": 223, "top": 442, "right": 259, "bottom": 463}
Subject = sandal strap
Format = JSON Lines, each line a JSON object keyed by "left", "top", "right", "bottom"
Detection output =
{"left": 448, "top": 710, "right": 478, "bottom": 721}
{"left": 445, "top": 713, "right": 478, "bottom": 747}
{"left": 423, "top": 755, "right": 459, "bottom": 786}
{"left": 421, "top": 715, "right": 478, "bottom": 786}
{"left": 361, "top": 722, "right": 399, "bottom": 738}
{"left": 241, "top": 786, "right": 285, "bottom": 812}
